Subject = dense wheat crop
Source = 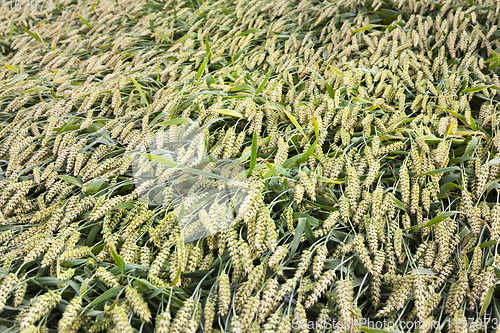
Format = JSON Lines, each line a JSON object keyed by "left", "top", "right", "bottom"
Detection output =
{"left": 1, "top": 0, "right": 500, "bottom": 332}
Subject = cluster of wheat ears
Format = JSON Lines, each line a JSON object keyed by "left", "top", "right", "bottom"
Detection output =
{"left": 1, "top": 0, "right": 500, "bottom": 332}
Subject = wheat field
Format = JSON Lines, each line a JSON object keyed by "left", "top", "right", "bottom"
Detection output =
{"left": 0, "top": 0, "right": 500, "bottom": 332}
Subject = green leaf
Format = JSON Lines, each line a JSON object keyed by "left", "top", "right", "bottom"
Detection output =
{"left": 488, "top": 157, "right": 500, "bottom": 166}
{"left": 233, "top": 48, "right": 252, "bottom": 66}
{"left": 170, "top": 263, "right": 182, "bottom": 286}
{"left": 9, "top": 19, "right": 14, "bottom": 41}
{"left": 439, "top": 182, "right": 464, "bottom": 197}
{"left": 392, "top": 196, "right": 407, "bottom": 212}
{"left": 304, "top": 219, "right": 316, "bottom": 243}
{"left": 4, "top": 64, "right": 18, "bottom": 73}
{"left": 90, "top": 243, "right": 106, "bottom": 254}
{"left": 181, "top": 270, "right": 209, "bottom": 279}
{"left": 325, "top": 81, "right": 335, "bottom": 99}
{"left": 248, "top": 131, "right": 258, "bottom": 175}
{"left": 290, "top": 218, "right": 306, "bottom": 260}
{"left": 87, "top": 286, "right": 121, "bottom": 308}
{"left": 212, "top": 109, "right": 243, "bottom": 118}
{"left": 411, "top": 268, "right": 437, "bottom": 275}
{"left": 297, "top": 140, "right": 317, "bottom": 164}
{"left": 280, "top": 105, "right": 305, "bottom": 136}
{"left": 418, "top": 211, "right": 460, "bottom": 229}
{"left": 449, "top": 156, "right": 476, "bottom": 165}
{"left": 115, "top": 201, "right": 136, "bottom": 209}
{"left": 464, "top": 251, "right": 470, "bottom": 270}
{"left": 151, "top": 112, "right": 168, "bottom": 127}
{"left": 20, "top": 26, "right": 44, "bottom": 45}
{"left": 33, "top": 277, "right": 63, "bottom": 286}
{"left": 196, "top": 51, "right": 211, "bottom": 79}
{"left": 310, "top": 110, "right": 319, "bottom": 139}
{"left": 254, "top": 63, "right": 274, "bottom": 95}
{"left": 436, "top": 105, "right": 467, "bottom": 123}
{"left": 205, "top": 34, "right": 210, "bottom": 55}
{"left": 487, "top": 180, "right": 500, "bottom": 195}
{"left": 230, "top": 84, "right": 255, "bottom": 92}
{"left": 205, "top": 74, "right": 213, "bottom": 88}
{"left": 352, "top": 24, "right": 380, "bottom": 33}
{"left": 282, "top": 153, "right": 304, "bottom": 168}
{"left": 63, "top": 259, "right": 88, "bottom": 268}
{"left": 264, "top": 164, "right": 276, "bottom": 178}
{"left": 326, "top": 64, "right": 344, "bottom": 77}
{"left": 461, "top": 85, "right": 491, "bottom": 94}
{"left": 236, "top": 28, "right": 266, "bottom": 36}
{"left": 152, "top": 33, "right": 173, "bottom": 43}
{"left": 174, "top": 32, "right": 197, "bottom": 44}
{"left": 130, "top": 77, "right": 149, "bottom": 106}
{"left": 488, "top": 49, "right": 500, "bottom": 70}
{"left": 479, "top": 240, "right": 497, "bottom": 249}
{"left": 86, "top": 225, "right": 101, "bottom": 247}
{"left": 80, "top": 278, "right": 90, "bottom": 296}
{"left": 85, "top": 124, "right": 103, "bottom": 133}
{"left": 78, "top": 14, "right": 92, "bottom": 29}
{"left": 59, "top": 175, "right": 82, "bottom": 187}
{"left": 293, "top": 213, "right": 320, "bottom": 227}
{"left": 470, "top": 115, "right": 477, "bottom": 131}
{"left": 418, "top": 134, "right": 440, "bottom": 141}
{"left": 54, "top": 125, "right": 81, "bottom": 133}
{"left": 353, "top": 96, "right": 372, "bottom": 104}
{"left": 317, "top": 176, "right": 338, "bottom": 183}
{"left": 149, "top": 19, "right": 155, "bottom": 33}
{"left": 182, "top": 166, "right": 234, "bottom": 182}
{"left": 270, "top": 166, "right": 289, "bottom": 179}
{"left": 156, "top": 118, "right": 193, "bottom": 126}
{"left": 109, "top": 245, "right": 125, "bottom": 274}
{"left": 462, "top": 136, "right": 478, "bottom": 156}
{"left": 209, "top": 154, "right": 219, "bottom": 163}
{"left": 86, "top": 178, "right": 106, "bottom": 195}
{"left": 177, "top": 203, "right": 186, "bottom": 229}
{"left": 132, "top": 278, "right": 160, "bottom": 291}
{"left": 323, "top": 259, "right": 344, "bottom": 270}
{"left": 22, "top": 86, "right": 49, "bottom": 93}
{"left": 142, "top": 153, "right": 179, "bottom": 168}
{"left": 123, "top": 264, "right": 149, "bottom": 273}
{"left": 418, "top": 166, "right": 460, "bottom": 176}
{"left": 480, "top": 285, "right": 495, "bottom": 317}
